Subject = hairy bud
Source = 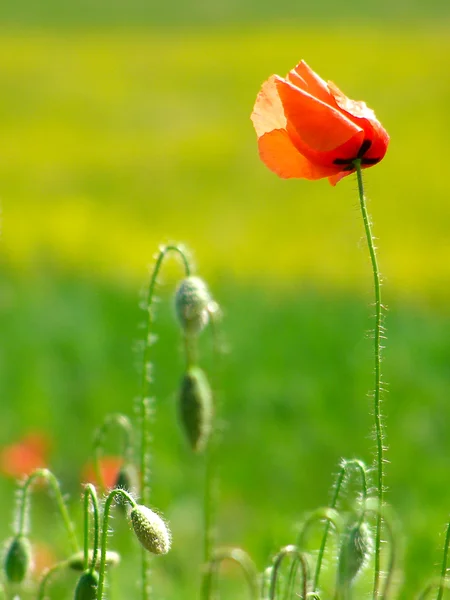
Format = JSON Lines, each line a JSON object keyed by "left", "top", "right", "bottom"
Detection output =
{"left": 175, "top": 276, "right": 211, "bottom": 335}
{"left": 74, "top": 570, "right": 99, "bottom": 600}
{"left": 337, "top": 521, "right": 373, "bottom": 587}
{"left": 4, "top": 535, "right": 32, "bottom": 584}
{"left": 179, "top": 367, "right": 213, "bottom": 452}
{"left": 130, "top": 505, "right": 171, "bottom": 555}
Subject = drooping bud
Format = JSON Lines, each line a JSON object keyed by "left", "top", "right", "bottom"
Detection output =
{"left": 130, "top": 505, "right": 171, "bottom": 555}
{"left": 178, "top": 367, "right": 213, "bottom": 452}
{"left": 3, "top": 535, "right": 32, "bottom": 584}
{"left": 175, "top": 276, "right": 211, "bottom": 335}
{"left": 67, "top": 550, "right": 120, "bottom": 572}
{"left": 74, "top": 570, "right": 99, "bottom": 600}
{"left": 337, "top": 521, "right": 373, "bottom": 587}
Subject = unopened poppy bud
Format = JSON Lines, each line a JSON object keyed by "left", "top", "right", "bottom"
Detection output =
{"left": 130, "top": 505, "right": 171, "bottom": 555}
{"left": 175, "top": 276, "right": 211, "bottom": 335}
{"left": 74, "top": 570, "right": 99, "bottom": 600}
{"left": 179, "top": 367, "right": 213, "bottom": 453}
{"left": 337, "top": 521, "right": 372, "bottom": 587}
{"left": 68, "top": 550, "right": 120, "bottom": 572}
{"left": 3, "top": 535, "right": 32, "bottom": 584}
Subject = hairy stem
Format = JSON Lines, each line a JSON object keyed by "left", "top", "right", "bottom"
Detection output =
{"left": 313, "top": 459, "right": 368, "bottom": 592}
{"left": 436, "top": 518, "right": 450, "bottom": 600}
{"left": 17, "top": 468, "right": 79, "bottom": 554}
{"left": 139, "top": 245, "right": 191, "bottom": 600}
{"left": 354, "top": 161, "right": 384, "bottom": 599}
{"left": 93, "top": 413, "right": 134, "bottom": 493}
{"left": 97, "top": 489, "right": 137, "bottom": 599}
{"left": 83, "top": 484, "right": 100, "bottom": 573}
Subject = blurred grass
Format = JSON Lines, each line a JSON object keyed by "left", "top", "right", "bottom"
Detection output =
{"left": 1, "top": 25, "right": 450, "bottom": 299}
{"left": 0, "top": 18, "right": 450, "bottom": 600}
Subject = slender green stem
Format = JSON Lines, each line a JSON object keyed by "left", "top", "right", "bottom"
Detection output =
{"left": 93, "top": 413, "right": 134, "bottom": 493}
{"left": 354, "top": 161, "right": 384, "bottom": 599}
{"left": 313, "top": 459, "right": 368, "bottom": 592}
{"left": 138, "top": 244, "right": 191, "bottom": 600}
{"left": 418, "top": 579, "right": 450, "bottom": 600}
{"left": 97, "top": 489, "right": 137, "bottom": 599}
{"left": 17, "top": 468, "right": 79, "bottom": 554}
{"left": 362, "top": 504, "right": 397, "bottom": 600}
{"left": 37, "top": 561, "right": 68, "bottom": 600}
{"left": 436, "top": 519, "right": 450, "bottom": 600}
{"left": 204, "top": 548, "right": 258, "bottom": 600}
{"left": 83, "top": 484, "right": 100, "bottom": 573}
{"left": 269, "top": 546, "right": 309, "bottom": 600}
{"left": 201, "top": 446, "right": 215, "bottom": 600}
{"left": 201, "top": 305, "right": 222, "bottom": 600}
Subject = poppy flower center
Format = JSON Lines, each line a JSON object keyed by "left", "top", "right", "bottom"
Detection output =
{"left": 332, "top": 140, "right": 381, "bottom": 171}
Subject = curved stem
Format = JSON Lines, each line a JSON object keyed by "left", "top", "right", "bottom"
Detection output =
{"left": 418, "top": 579, "right": 450, "bottom": 600}
{"left": 436, "top": 518, "right": 450, "bottom": 600}
{"left": 204, "top": 548, "right": 258, "bottom": 600}
{"left": 138, "top": 244, "right": 191, "bottom": 600}
{"left": 83, "top": 484, "right": 100, "bottom": 573}
{"left": 313, "top": 459, "right": 368, "bottom": 592}
{"left": 93, "top": 413, "right": 134, "bottom": 493}
{"left": 37, "top": 561, "right": 68, "bottom": 600}
{"left": 17, "top": 468, "right": 79, "bottom": 554}
{"left": 354, "top": 161, "right": 384, "bottom": 600}
{"left": 361, "top": 501, "right": 397, "bottom": 600}
{"left": 97, "top": 489, "right": 137, "bottom": 599}
{"left": 269, "top": 545, "right": 309, "bottom": 600}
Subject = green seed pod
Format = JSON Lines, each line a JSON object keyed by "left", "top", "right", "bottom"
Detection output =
{"left": 175, "top": 276, "right": 211, "bottom": 335}
{"left": 67, "top": 550, "right": 120, "bottom": 572}
{"left": 179, "top": 367, "right": 213, "bottom": 453}
{"left": 74, "top": 570, "right": 99, "bottom": 600}
{"left": 3, "top": 535, "right": 32, "bottom": 584}
{"left": 130, "top": 504, "right": 171, "bottom": 555}
{"left": 337, "top": 521, "right": 373, "bottom": 587}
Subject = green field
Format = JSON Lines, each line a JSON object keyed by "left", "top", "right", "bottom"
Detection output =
{"left": 1, "top": 12, "right": 450, "bottom": 600}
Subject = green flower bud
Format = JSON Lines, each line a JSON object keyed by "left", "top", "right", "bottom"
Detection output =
{"left": 175, "top": 276, "right": 211, "bottom": 335}
{"left": 337, "top": 521, "right": 373, "bottom": 587}
{"left": 67, "top": 550, "right": 120, "bottom": 572}
{"left": 74, "top": 570, "right": 99, "bottom": 600}
{"left": 130, "top": 505, "right": 171, "bottom": 555}
{"left": 3, "top": 535, "right": 32, "bottom": 584}
{"left": 179, "top": 367, "right": 213, "bottom": 453}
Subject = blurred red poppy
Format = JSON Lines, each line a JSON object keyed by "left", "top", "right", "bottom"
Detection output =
{"left": 251, "top": 60, "right": 389, "bottom": 185}
{"left": 0, "top": 433, "right": 49, "bottom": 479}
{"left": 81, "top": 456, "right": 123, "bottom": 490}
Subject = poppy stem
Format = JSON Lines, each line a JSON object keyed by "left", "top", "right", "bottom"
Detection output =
{"left": 354, "top": 160, "right": 384, "bottom": 600}
{"left": 138, "top": 244, "right": 191, "bottom": 600}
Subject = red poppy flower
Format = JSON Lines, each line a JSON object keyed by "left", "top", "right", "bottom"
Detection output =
{"left": 251, "top": 60, "right": 389, "bottom": 185}
{"left": 0, "top": 433, "right": 49, "bottom": 479}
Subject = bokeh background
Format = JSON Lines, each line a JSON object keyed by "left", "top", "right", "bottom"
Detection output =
{"left": 1, "top": 0, "right": 450, "bottom": 597}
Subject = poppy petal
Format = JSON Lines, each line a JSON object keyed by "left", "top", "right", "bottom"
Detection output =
{"left": 257, "top": 129, "right": 340, "bottom": 180}
{"left": 288, "top": 60, "right": 333, "bottom": 106}
{"left": 275, "top": 78, "right": 362, "bottom": 153}
{"left": 251, "top": 76, "right": 286, "bottom": 138}
{"left": 328, "top": 170, "right": 354, "bottom": 186}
